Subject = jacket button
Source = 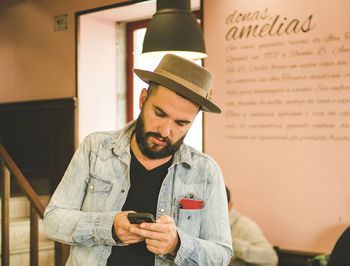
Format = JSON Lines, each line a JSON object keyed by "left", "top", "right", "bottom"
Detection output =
{"left": 121, "top": 189, "right": 125, "bottom": 193}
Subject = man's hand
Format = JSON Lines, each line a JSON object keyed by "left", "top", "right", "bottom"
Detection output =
{"left": 113, "top": 211, "right": 145, "bottom": 244}
{"left": 130, "top": 215, "right": 180, "bottom": 255}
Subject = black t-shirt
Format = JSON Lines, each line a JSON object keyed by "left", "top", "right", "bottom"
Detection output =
{"left": 107, "top": 149, "right": 172, "bottom": 266}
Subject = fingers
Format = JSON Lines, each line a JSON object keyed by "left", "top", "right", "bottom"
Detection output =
{"left": 144, "top": 229, "right": 179, "bottom": 255}
{"left": 140, "top": 215, "right": 174, "bottom": 233}
{"left": 130, "top": 226, "right": 163, "bottom": 239}
{"left": 116, "top": 225, "right": 145, "bottom": 244}
{"left": 113, "top": 213, "right": 179, "bottom": 254}
{"left": 129, "top": 227, "right": 169, "bottom": 254}
{"left": 129, "top": 215, "right": 179, "bottom": 255}
{"left": 145, "top": 239, "right": 168, "bottom": 255}
{"left": 123, "top": 235, "right": 145, "bottom": 244}
{"left": 157, "top": 215, "right": 173, "bottom": 224}
{"left": 113, "top": 211, "right": 144, "bottom": 244}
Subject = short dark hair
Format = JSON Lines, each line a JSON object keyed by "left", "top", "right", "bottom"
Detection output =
{"left": 225, "top": 186, "right": 231, "bottom": 203}
{"left": 146, "top": 82, "right": 159, "bottom": 99}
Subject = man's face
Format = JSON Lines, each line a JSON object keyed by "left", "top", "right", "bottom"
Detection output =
{"left": 135, "top": 85, "right": 199, "bottom": 159}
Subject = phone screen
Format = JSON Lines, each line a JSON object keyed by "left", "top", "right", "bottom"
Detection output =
{"left": 127, "top": 213, "right": 155, "bottom": 224}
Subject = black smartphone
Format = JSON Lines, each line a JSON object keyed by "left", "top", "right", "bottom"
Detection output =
{"left": 127, "top": 212, "right": 156, "bottom": 224}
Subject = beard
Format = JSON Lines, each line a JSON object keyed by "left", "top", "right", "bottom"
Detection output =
{"left": 134, "top": 111, "right": 186, "bottom": 159}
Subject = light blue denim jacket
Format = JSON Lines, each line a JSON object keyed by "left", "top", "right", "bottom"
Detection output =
{"left": 43, "top": 121, "right": 233, "bottom": 266}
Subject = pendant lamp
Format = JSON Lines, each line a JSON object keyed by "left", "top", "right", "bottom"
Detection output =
{"left": 142, "top": 0, "right": 207, "bottom": 60}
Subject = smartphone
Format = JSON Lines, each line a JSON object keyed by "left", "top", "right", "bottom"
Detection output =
{"left": 127, "top": 212, "right": 156, "bottom": 224}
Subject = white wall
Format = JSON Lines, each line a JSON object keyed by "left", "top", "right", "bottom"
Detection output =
{"left": 78, "top": 15, "right": 118, "bottom": 141}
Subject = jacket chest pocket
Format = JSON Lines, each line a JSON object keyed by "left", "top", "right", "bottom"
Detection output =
{"left": 177, "top": 209, "right": 202, "bottom": 237}
{"left": 82, "top": 176, "right": 112, "bottom": 211}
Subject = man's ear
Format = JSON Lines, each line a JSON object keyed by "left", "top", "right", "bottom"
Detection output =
{"left": 228, "top": 201, "right": 234, "bottom": 212}
{"left": 139, "top": 88, "right": 148, "bottom": 110}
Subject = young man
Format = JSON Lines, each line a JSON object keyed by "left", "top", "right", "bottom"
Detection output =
{"left": 43, "top": 54, "right": 233, "bottom": 265}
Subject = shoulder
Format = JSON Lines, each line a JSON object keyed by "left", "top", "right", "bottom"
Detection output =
{"left": 81, "top": 121, "right": 135, "bottom": 150}
{"left": 185, "top": 144, "right": 221, "bottom": 171}
{"left": 232, "top": 210, "right": 263, "bottom": 233}
{"left": 174, "top": 144, "right": 223, "bottom": 185}
{"left": 79, "top": 130, "right": 123, "bottom": 160}
{"left": 186, "top": 145, "right": 225, "bottom": 186}
{"left": 83, "top": 131, "right": 118, "bottom": 148}
{"left": 182, "top": 145, "right": 223, "bottom": 180}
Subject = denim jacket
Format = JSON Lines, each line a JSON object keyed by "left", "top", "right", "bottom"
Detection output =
{"left": 43, "top": 121, "right": 233, "bottom": 266}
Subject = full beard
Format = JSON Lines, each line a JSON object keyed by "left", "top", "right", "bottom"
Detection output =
{"left": 134, "top": 112, "right": 186, "bottom": 159}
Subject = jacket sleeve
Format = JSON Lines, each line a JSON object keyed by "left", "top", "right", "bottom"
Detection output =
{"left": 173, "top": 161, "right": 233, "bottom": 265}
{"left": 42, "top": 136, "right": 118, "bottom": 247}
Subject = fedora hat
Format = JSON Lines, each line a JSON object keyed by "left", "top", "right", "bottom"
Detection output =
{"left": 133, "top": 54, "right": 221, "bottom": 113}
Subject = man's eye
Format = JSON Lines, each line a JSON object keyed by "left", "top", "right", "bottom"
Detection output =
{"left": 176, "top": 121, "right": 186, "bottom": 127}
{"left": 155, "top": 111, "right": 166, "bottom": 117}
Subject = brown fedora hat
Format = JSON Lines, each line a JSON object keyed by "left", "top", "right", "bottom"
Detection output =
{"left": 133, "top": 54, "right": 221, "bottom": 113}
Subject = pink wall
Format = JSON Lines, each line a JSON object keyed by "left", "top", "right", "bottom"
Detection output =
{"left": 204, "top": 0, "right": 350, "bottom": 253}
{"left": 0, "top": 0, "right": 124, "bottom": 103}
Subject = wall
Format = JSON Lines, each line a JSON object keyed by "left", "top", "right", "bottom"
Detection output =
{"left": 78, "top": 15, "right": 118, "bottom": 141}
{"left": 0, "top": 0, "right": 126, "bottom": 103}
{"left": 4, "top": 0, "right": 347, "bottom": 255}
{"left": 204, "top": 0, "right": 350, "bottom": 253}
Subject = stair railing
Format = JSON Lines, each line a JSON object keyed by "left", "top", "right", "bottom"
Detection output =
{"left": 0, "top": 143, "right": 67, "bottom": 266}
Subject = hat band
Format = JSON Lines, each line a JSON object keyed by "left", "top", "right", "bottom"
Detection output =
{"left": 155, "top": 68, "right": 211, "bottom": 99}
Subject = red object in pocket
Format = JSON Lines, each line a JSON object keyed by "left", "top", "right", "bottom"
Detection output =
{"left": 179, "top": 198, "right": 204, "bottom": 209}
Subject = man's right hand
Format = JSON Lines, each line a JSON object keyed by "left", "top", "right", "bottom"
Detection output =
{"left": 113, "top": 211, "right": 145, "bottom": 244}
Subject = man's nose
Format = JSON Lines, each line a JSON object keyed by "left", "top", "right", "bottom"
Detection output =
{"left": 158, "top": 120, "right": 172, "bottom": 138}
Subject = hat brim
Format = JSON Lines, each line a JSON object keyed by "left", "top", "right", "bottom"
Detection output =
{"left": 134, "top": 69, "right": 222, "bottom": 114}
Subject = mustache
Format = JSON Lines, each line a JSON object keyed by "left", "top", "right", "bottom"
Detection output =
{"left": 144, "top": 131, "right": 171, "bottom": 145}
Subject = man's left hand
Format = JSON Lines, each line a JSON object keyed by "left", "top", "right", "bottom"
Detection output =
{"left": 130, "top": 215, "right": 179, "bottom": 255}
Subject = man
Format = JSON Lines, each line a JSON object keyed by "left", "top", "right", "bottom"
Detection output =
{"left": 43, "top": 54, "right": 233, "bottom": 265}
{"left": 225, "top": 187, "right": 278, "bottom": 266}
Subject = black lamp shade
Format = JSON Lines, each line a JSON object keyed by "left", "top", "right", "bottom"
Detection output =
{"left": 142, "top": 0, "right": 207, "bottom": 60}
